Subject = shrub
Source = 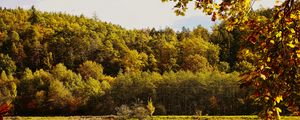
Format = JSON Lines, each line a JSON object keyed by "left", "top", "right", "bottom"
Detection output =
{"left": 132, "top": 105, "right": 149, "bottom": 120}
{"left": 115, "top": 105, "right": 132, "bottom": 119}
{"left": 154, "top": 104, "right": 166, "bottom": 115}
{"left": 147, "top": 99, "right": 155, "bottom": 116}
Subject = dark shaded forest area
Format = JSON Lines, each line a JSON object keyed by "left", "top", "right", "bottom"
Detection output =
{"left": 0, "top": 7, "right": 269, "bottom": 116}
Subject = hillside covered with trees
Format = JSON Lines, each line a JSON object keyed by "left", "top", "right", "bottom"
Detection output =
{"left": 0, "top": 7, "right": 267, "bottom": 116}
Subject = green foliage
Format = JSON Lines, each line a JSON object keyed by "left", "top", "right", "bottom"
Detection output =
{"left": 111, "top": 72, "right": 158, "bottom": 104}
{"left": 210, "top": 23, "right": 240, "bottom": 68}
{"left": 48, "top": 79, "right": 73, "bottom": 110}
{"left": 183, "top": 54, "right": 211, "bottom": 72}
{"left": 217, "top": 62, "right": 230, "bottom": 73}
{"left": 0, "top": 7, "right": 268, "bottom": 116}
{"left": 122, "top": 50, "right": 148, "bottom": 73}
{"left": 163, "top": 0, "right": 300, "bottom": 119}
{"left": 78, "top": 61, "right": 104, "bottom": 80}
{"left": 16, "top": 63, "right": 107, "bottom": 115}
{"left": 233, "top": 61, "right": 255, "bottom": 73}
{"left": 0, "top": 7, "right": 230, "bottom": 74}
{"left": 0, "top": 54, "right": 16, "bottom": 74}
{"left": 0, "top": 71, "right": 16, "bottom": 105}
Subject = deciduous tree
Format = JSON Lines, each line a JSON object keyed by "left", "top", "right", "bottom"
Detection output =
{"left": 163, "top": 0, "right": 300, "bottom": 118}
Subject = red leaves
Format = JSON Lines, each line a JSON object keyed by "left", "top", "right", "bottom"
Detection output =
{"left": 254, "top": 91, "right": 260, "bottom": 97}
{"left": 0, "top": 103, "right": 11, "bottom": 115}
{"left": 248, "top": 35, "right": 257, "bottom": 44}
{"left": 285, "top": 18, "right": 293, "bottom": 25}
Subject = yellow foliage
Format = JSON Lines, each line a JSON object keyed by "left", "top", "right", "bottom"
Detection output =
{"left": 275, "top": 95, "right": 283, "bottom": 104}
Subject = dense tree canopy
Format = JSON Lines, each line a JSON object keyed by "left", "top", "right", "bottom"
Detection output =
{"left": 0, "top": 4, "right": 297, "bottom": 118}
{"left": 163, "top": 0, "right": 300, "bottom": 119}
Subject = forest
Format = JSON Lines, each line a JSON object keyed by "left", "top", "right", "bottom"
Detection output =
{"left": 0, "top": 6, "right": 289, "bottom": 117}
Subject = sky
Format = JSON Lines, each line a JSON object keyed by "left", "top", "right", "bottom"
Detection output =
{"left": 0, "top": 0, "right": 277, "bottom": 31}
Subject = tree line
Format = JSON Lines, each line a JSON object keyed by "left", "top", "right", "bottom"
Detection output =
{"left": 0, "top": 7, "right": 266, "bottom": 116}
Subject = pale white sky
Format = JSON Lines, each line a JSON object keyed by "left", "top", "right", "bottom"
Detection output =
{"left": 0, "top": 0, "right": 276, "bottom": 31}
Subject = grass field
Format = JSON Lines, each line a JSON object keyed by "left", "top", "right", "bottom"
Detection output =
{"left": 3, "top": 116, "right": 300, "bottom": 120}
